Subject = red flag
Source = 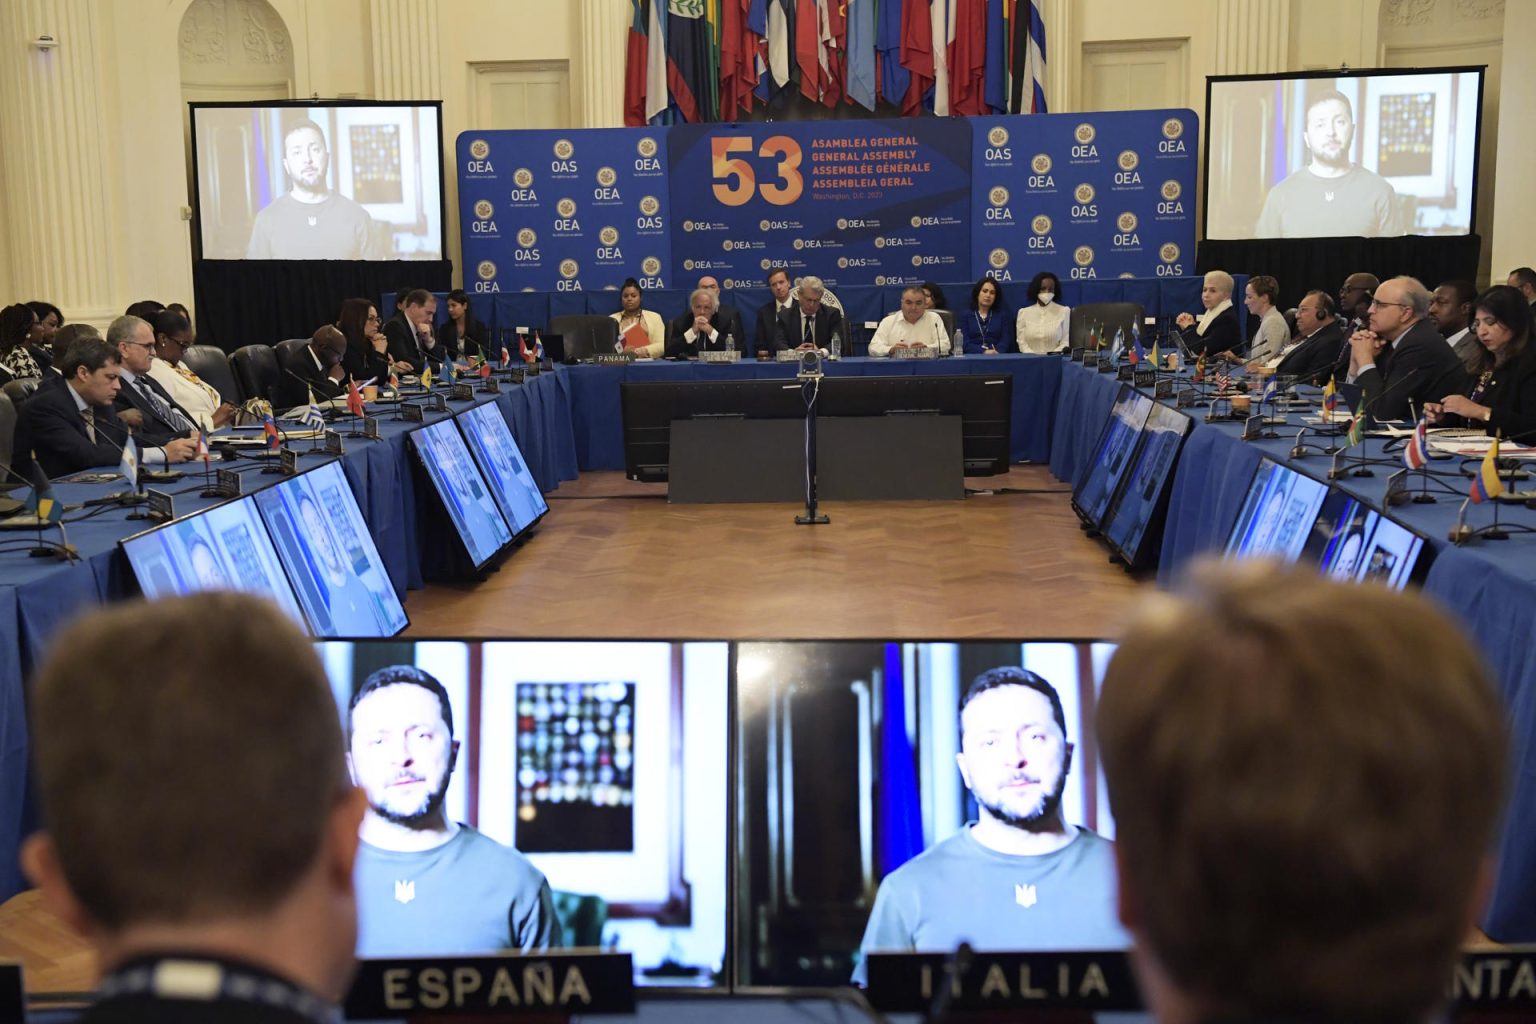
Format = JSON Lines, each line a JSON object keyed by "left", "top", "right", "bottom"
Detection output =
{"left": 518, "top": 333, "right": 531, "bottom": 363}
{"left": 624, "top": 0, "right": 649, "bottom": 126}
{"left": 346, "top": 378, "right": 365, "bottom": 418}
{"left": 949, "top": 0, "right": 987, "bottom": 114}
{"left": 795, "top": 0, "right": 821, "bottom": 101}
{"left": 479, "top": 359, "right": 492, "bottom": 379}
{"left": 820, "top": 0, "right": 847, "bottom": 108}
{"left": 721, "top": 0, "right": 747, "bottom": 119}
{"left": 263, "top": 414, "right": 280, "bottom": 451}
{"left": 900, "top": 0, "right": 935, "bottom": 116}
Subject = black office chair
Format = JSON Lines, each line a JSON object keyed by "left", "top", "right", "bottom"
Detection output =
{"left": 0, "top": 391, "right": 15, "bottom": 485}
{"left": 229, "top": 344, "right": 281, "bottom": 403}
{"left": 1, "top": 378, "right": 39, "bottom": 408}
{"left": 182, "top": 344, "right": 243, "bottom": 405}
{"left": 276, "top": 338, "right": 310, "bottom": 360}
{"left": 1069, "top": 302, "right": 1145, "bottom": 353}
{"left": 549, "top": 315, "right": 619, "bottom": 362}
{"left": 934, "top": 308, "right": 957, "bottom": 348}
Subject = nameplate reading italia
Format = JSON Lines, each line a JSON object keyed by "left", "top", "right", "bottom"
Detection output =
{"left": 863, "top": 951, "right": 1139, "bottom": 1013}
{"left": 343, "top": 953, "right": 633, "bottom": 1018}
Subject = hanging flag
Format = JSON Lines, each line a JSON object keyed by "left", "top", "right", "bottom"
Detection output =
{"left": 845, "top": 0, "right": 876, "bottom": 109}
{"left": 720, "top": 0, "right": 750, "bottom": 119}
{"left": 949, "top": 0, "right": 987, "bottom": 115}
{"left": 625, "top": 0, "right": 650, "bottom": 126}
{"left": 819, "top": 0, "right": 846, "bottom": 108}
{"left": 765, "top": 0, "right": 794, "bottom": 99}
{"left": 900, "top": 0, "right": 935, "bottom": 116}
{"left": 1345, "top": 399, "right": 1367, "bottom": 446}
{"left": 1011, "top": 0, "right": 1047, "bottom": 113}
{"left": 666, "top": 0, "right": 717, "bottom": 122}
{"left": 346, "top": 378, "right": 366, "bottom": 418}
{"left": 748, "top": 0, "right": 774, "bottom": 103}
{"left": 928, "top": 0, "right": 953, "bottom": 114}
{"left": 706, "top": 0, "right": 722, "bottom": 119}
{"left": 262, "top": 414, "right": 280, "bottom": 452}
{"left": 875, "top": 0, "right": 910, "bottom": 106}
{"left": 1403, "top": 416, "right": 1430, "bottom": 470}
{"left": 983, "top": 0, "right": 1007, "bottom": 113}
{"left": 794, "top": 0, "right": 820, "bottom": 102}
{"left": 1469, "top": 436, "right": 1506, "bottom": 504}
{"left": 646, "top": 0, "right": 672, "bottom": 123}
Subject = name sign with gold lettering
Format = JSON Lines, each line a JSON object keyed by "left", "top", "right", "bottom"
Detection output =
{"left": 343, "top": 953, "right": 634, "bottom": 1019}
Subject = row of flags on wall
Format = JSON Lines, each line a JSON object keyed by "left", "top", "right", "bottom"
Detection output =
{"left": 624, "top": 0, "right": 1048, "bottom": 125}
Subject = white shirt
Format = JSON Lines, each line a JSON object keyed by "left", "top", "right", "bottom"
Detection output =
{"left": 869, "top": 310, "right": 950, "bottom": 357}
{"left": 148, "top": 356, "right": 223, "bottom": 432}
{"left": 1445, "top": 326, "right": 1470, "bottom": 350}
{"left": 1015, "top": 301, "right": 1071, "bottom": 354}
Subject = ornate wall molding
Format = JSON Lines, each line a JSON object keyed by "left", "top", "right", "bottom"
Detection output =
{"left": 368, "top": 0, "right": 442, "bottom": 101}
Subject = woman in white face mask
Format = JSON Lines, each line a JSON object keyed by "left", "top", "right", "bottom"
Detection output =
{"left": 1015, "top": 271, "right": 1071, "bottom": 354}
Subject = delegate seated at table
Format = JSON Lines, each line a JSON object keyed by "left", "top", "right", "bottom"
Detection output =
{"left": 868, "top": 287, "right": 951, "bottom": 357}
{"left": 273, "top": 326, "right": 349, "bottom": 411}
{"left": 664, "top": 289, "right": 732, "bottom": 358}
{"left": 772, "top": 275, "right": 844, "bottom": 353}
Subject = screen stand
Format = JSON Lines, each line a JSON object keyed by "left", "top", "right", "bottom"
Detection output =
{"left": 796, "top": 377, "right": 829, "bottom": 526}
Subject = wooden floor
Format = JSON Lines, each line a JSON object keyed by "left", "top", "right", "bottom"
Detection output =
{"left": 404, "top": 466, "right": 1145, "bottom": 639}
{"left": 0, "top": 465, "right": 1144, "bottom": 995}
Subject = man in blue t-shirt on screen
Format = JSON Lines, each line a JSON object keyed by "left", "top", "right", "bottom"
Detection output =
{"left": 852, "top": 667, "right": 1128, "bottom": 984}
{"left": 348, "top": 665, "right": 562, "bottom": 956}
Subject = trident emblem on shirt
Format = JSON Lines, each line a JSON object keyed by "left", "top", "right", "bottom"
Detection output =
{"left": 394, "top": 880, "right": 416, "bottom": 904}
{"left": 1015, "top": 883, "right": 1038, "bottom": 909}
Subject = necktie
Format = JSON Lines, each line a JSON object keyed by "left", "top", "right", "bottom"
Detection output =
{"left": 81, "top": 407, "right": 97, "bottom": 443}
{"left": 803, "top": 316, "right": 813, "bottom": 347}
{"left": 137, "top": 377, "right": 194, "bottom": 434}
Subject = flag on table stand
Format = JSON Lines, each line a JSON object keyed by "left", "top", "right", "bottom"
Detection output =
{"left": 1321, "top": 376, "right": 1341, "bottom": 421}
{"left": 479, "top": 358, "right": 493, "bottom": 380}
{"left": 624, "top": 0, "right": 650, "bottom": 125}
{"left": 518, "top": 332, "right": 531, "bottom": 363}
{"left": 23, "top": 475, "right": 62, "bottom": 523}
{"left": 262, "top": 414, "right": 280, "bottom": 452}
{"left": 1128, "top": 330, "right": 1144, "bottom": 365}
{"left": 194, "top": 430, "right": 211, "bottom": 463}
{"left": 1193, "top": 354, "right": 1207, "bottom": 382}
{"left": 1345, "top": 398, "right": 1366, "bottom": 446}
{"left": 500, "top": 338, "right": 512, "bottom": 367}
{"left": 1010, "top": 0, "right": 1047, "bottom": 113}
{"left": 388, "top": 369, "right": 399, "bottom": 391}
{"left": 346, "top": 378, "right": 366, "bottom": 418}
{"left": 1150, "top": 339, "right": 1161, "bottom": 369}
{"left": 1403, "top": 416, "right": 1430, "bottom": 470}
{"left": 533, "top": 331, "right": 546, "bottom": 362}
{"left": 300, "top": 388, "right": 327, "bottom": 434}
{"left": 1259, "top": 375, "right": 1279, "bottom": 405}
{"left": 1214, "top": 370, "right": 1233, "bottom": 393}
{"left": 119, "top": 434, "right": 140, "bottom": 489}
{"left": 1469, "top": 436, "right": 1506, "bottom": 504}
{"left": 421, "top": 364, "right": 434, "bottom": 391}
{"left": 445, "top": 359, "right": 458, "bottom": 383}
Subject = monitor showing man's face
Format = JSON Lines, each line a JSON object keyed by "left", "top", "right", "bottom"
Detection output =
{"left": 284, "top": 125, "right": 329, "bottom": 191}
{"left": 956, "top": 685, "right": 1073, "bottom": 830}
{"left": 1304, "top": 98, "right": 1353, "bottom": 169}
{"left": 349, "top": 683, "right": 459, "bottom": 826}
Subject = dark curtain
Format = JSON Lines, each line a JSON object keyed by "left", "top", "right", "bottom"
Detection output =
{"left": 1197, "top": 235, "right": 1482, "bottom": 311}
{"left": 191, "top": 260, "right": 454, "bottom": 353}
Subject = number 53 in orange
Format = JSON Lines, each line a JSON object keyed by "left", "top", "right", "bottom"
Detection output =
{"left": 711, "top": 135, "right": 804, "bottom": 207}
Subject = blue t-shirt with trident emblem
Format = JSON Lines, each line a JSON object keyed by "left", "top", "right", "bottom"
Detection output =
{"left": 852, "top": 825, "right": 1128, "bottom": 984}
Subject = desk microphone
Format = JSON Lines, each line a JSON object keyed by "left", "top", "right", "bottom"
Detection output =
{"left": 923, "top": 941, "right": 975, "bottom": 1024}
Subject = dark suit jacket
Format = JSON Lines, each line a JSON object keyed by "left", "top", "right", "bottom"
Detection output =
{"left": 383, "top": 313, "right": 443, "bottom": 374}
{"left": 1274, "top": 321, "right": 1345, "bottom": 386}
{"left": 113, "top": 371, "right": 195, "bottom": 444}
{"left": 672, "top": 303, "right": 745, "bottom": 350}
{"left": 665, "top": 311, "right": 734, "bottom": 357}
{"left": 1356, "top": 318, "right": 1471, "bottom": 422}
{"left": 15, "top": 375, "right": 132, "bottom": 478}
{"left": 273, "top": 343, "right": 348, "bottom": 411}
{"left": 773, "top": 304, "right": 845, "bottom": 353}
{"left": 436, "top": 317, "right": 488, "bottom": 361}
{"left": 342, "top": 339, "right": 392, "bottom": 386}
{"left": 1456, "top": 342, "right": 1536, "bottom": 441}
{"left": 1179, "top": 304, "right": 1242, "bottom": 357}
{"left": 755, "top": 299, "right": 793, "bottom": 351}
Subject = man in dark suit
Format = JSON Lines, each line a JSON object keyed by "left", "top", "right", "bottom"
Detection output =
{"left": 664, "top": 288, "right": 732, "bottom": 358}
{"left": 22, "top": 593, "right": 366, "bottom": 1023}
{"left": 1273, "top": 290, "right": 1345, "bottom": 385}
{"left": 383, "top": 288, "right": 443, "bottom": 374}
{"left": 16, "top": 335, "right": 196, "bottom": 478}
{"left": 671, "top": 275, "right": 745, "bottom": 351}
{"left": 108, "top": 314, "right": 199, "bottom": 443}
{"left": 1350, "top": 275, "right": 1471, "bottom": 422}
{"left": 1429, "top": 279, "right": 1487, "bottom": 377}
{"left": 773, "top": 275, "right": 844, "bottom": 353}
{"left": 754, "top": 267, "right": 794, "bottom": 353}
{"left": 274, "top": 325, "right": 349, "bottom": 410}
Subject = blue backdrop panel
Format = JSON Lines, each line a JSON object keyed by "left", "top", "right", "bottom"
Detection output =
{"left": 971, "top": 110, "right": 1198, "bottom": 285}
{"left": 665, "top": 119, "right": 973, "bottom": 290}
{"left": 456, "top": 127, "right": 674, "bottom": 295}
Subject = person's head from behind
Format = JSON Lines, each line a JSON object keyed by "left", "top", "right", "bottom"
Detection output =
{"left": 957, "top": 667, "right": 1073, "bottom": 833}
{"left": 1304, "top": 89, "right": 1355, "bottom": 169}
{"left": 1506, "top": 267, "right": 1536, "bottom": 303}
{"left": 124, "top": 299, "right": 165, "bottom": 322}
{"left": 282, "top": 119, "right": 330, "bottom": 195}
{"left": 22, "top": 594, "right": 364, "bottom": 999}
{"left": 52, "top": 322, "right": 101, "bottom": 360}
{"left": 1471, "top": 284, "right": 1532, "bottom": 368}
{"left": 401, "top": 288, "right": 436, "bottom": 327}
{"left": 347, "top": 666, "right": 459, "bottom": 828}
{"left": 1098, "top": 561, "right": 1507, "bottom": 1024}
{"left": 60, "top": 336, "right": 123, "bottom": 406}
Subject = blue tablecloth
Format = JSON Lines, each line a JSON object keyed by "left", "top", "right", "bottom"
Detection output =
{"left": 1048, "top": 358, "right": 1536, "bottom": 943}
{"left": 0, "top": 370, "right": 578, "bottom": 898}
{"left": 567, "top": 354, "right": 1062, "bottom": 472}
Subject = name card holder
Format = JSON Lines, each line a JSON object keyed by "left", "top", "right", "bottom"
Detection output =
{"left": 699, "top": 350, "right": 741, "bottom": 363}
{"left": 1096, "top": 355, "right": 1115, "bottom": 374}
{"left": 215, "top": 468, "right": 242, "bottom": 498}
{"left": 864, "top": 951, "right": 1140, "bottom": 1015}
{"left": 776, "top": 350, "right": 800, "bottom": 362}
{"left": 280, "top": 448, "right": 299, "bottom": 476}
{"left": 324, "top": 430, "right": 344, "bottom": 455}
{"left": 1116, "top": 365, "right": 1135, "bottom": 382}
{"left": 1133, "top": 368, "right": 1157, "bottom": 388}
{"left": 145, "top": 489, "right": 175, "bottom": 523}
{"left": 450, "top": 383, "right": 475, "bottom": 402}
{"left": 593, "top": 352, "right": 635, "bottom": 365}
{"left": 482, "top": 378, "right": 502, "bottom": 395}
{"left": 363, "top": 416, "right": 381, "bottom": 439}
{"left": 402, "top": 403, "right": 426, "bottom": 424}
{"left": 344, "top": 953, "right": 635, "bottom": 1019}
{"left": 1154, "top": 378, "right": 1174, "bottom": 399}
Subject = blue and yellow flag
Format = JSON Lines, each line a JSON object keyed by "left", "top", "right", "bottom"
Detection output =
{"left": 23, "top": 483, "right": 62, "bottom": 523}
{"left": 1469, "top": 436, "right": 1506, "bottom": 504}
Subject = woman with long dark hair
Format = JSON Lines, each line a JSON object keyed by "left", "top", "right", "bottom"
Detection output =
{"left": 337, "top": 297, "right": 392, "bottom": 384}
{"left": 959, "top": 276, "right": 1013, "bottom": 354}
{"left": 436, "top": 288, "right": 488, "bottom": 361}
{"left": 0, "top": 303, "right": 42, "bottom": 385}
{"left": 1425, "top": 284, "right": 1536, "bottom": 439}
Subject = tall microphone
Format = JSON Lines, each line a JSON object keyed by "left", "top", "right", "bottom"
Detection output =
{"left": 922, "top": 941, "right": 975, "bottom": 1024}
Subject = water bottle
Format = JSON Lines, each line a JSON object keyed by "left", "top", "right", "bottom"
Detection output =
{"left": 830, "top": 329, "right": 842, "bottom": 360}
{"left": 953, "top": 329, "right": 964, "bottom": 358}
{"left": 724, "top": 332, "right": 735, "bottom": 357}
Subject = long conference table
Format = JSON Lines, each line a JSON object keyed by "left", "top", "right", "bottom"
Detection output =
{"left": 1, "top": 354, "right": 1534, "bottom": 944}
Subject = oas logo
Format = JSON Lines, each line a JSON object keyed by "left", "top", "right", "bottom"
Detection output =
{"left": 760, "top": 219, "right": 771, "bottom": 231}
{"left": 725, "top": 239, "right": 736, "bottom": 251}
{"left": 1074, "top": 123, "right": 1096, "bottom": 144}
{"left": 791, "top": 239, "right": 802, "bottom": 250}
{"left": 477, "top": 260, "right": 497, "bottom": 281}
{"left": 759, "top": 258, "right": 772, "bottom": 270}
{"left": 837, "top": 257, "right": 849, "bottom": 269}
{"left": 989, "top": 186, "right": 1010, "bottom": 207}
{"left": 513, "top": 168, "right": 534, "bottom": 188}
{"left": 1160, "top": 243, "right": 1181, "bottom": 264}
{"left": 1118, "top": 150, "right": 1139, "bottom": 171}
{"left": 1074, "top": 246, "right": 1095, "bottom": 267}
{"left": 988, "top": 126, "right": 1010, "bottom": 147}
{"left": 1032, "top": 215, "right": 1052, "bottom": 235}
{"left": 1074, "top": 183, "right": 1096, "bottom": 204}
{"left": 473, "top": 200, "right": 494, "bottom": 220}
{"left": 600, "top": 226, "right": 619, "bottom": 246}
{"left": 989, "top": 248, "right": 1009, "bottom": 270}
{"left": 911, "top": 255, "right": 924, "bottom": 268}
{"left": 637, "top": 137, "right": 658, "bottom": 158}
{"left": 557, "top": 198, "right": 577, "bottom": 218}
{"left": 516, "top": 228, "right": 537, "bottom": 247}
{"left": 641, "top": 256, "right": 661, "bottom": 276}
{"left": 1162, "top": 117, "right": 1184, "bottom": 140}
{"left": 836, "top": 218, "right": 848, "bottom": 230}
{"left": 559, "top": 259, "right": 579, "bottom": 279}
{"left": 875, "top": 275, "right": 887, "bottom": 286}
{"left": 553, "top": 139, "right": 574, "bottom": 159}
{"left": 910, "top": 216, "right": 922, "bottom": 228}
{"left": 874, "top": 237, "right": 886, "bottom": 249}
{"left": 683, "top": 258, "right": 695, "bottom": 270}
{"left": 1161, "top": 180, "right": 1182, "bottom": 201}
{"left": 640, "top": 195, "right": 660, "bottom": 215}
{"left": 723, "top": 278, "right": 735, "bottom": 288}
{"left": 596, "top": 166, "right": 617, "bottom": 187}
{"left": 1117, "top": 212, "right": 1138, "bottom": 232}
{"left": 682, "top": 219, "right": 695, "bottom": 232}
{"left": 469, "top": 139, "right": 490, "bottom": 160}
{"left": 1031, "top": 153, "right": 1052, "bottom": 174}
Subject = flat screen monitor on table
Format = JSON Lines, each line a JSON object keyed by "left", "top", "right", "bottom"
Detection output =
{"left": 456, "top": 401, "right": 549, "bottom": 536}
{"left": 1305, "top": 489, "right": 1427, "bottom": 589}
{"left": 252, "top": 460, "right": 407, "bottom": 638}
{"left": 1224, "top": 459, "right": 1330, "bottom": 561}
{"left": 1101, "top": 402, "right": 1195, "bottom": 569}
{"left": 120, "top": 496, "right": 308, "bottom": 630}
{"left": 1072, "top": 384, "right": 1154, "bottom": 530}
{"left": 407, "top": 417, "right": 513, "bottom": 571}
